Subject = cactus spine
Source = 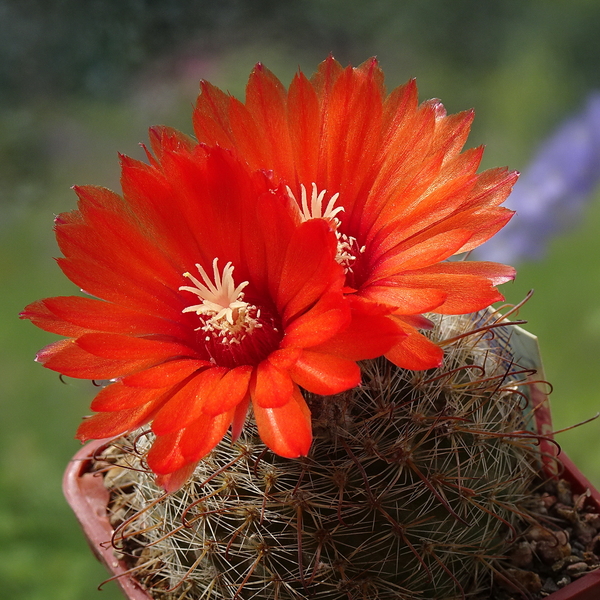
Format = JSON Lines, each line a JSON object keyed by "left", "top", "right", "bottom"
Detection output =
{"left": 100, "top": 310, "right": 544, "bottom": 599}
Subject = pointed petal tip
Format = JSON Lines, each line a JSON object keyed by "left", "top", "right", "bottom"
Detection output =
{"left": 34, "top": 344, "right": 53, "bottom": 365}
{"left": 148, "top": 125, "right": 162, "bottom": 140}
{"left": 484, "top": 262, "right": 517, "bottom": 285}
{"left": 253, "top": 387, "right": 313, "bottom": 458}
{"left": 71, "top": 184, "right": 92, "bottom": 201}
{"left": 155, "top": 462, "right": 197, "bottom": 493}
{"left": 118, "top": 152, "right": 137, "bottom": 167}
{"left": 402, "top": 77, "right": 419, "bottom": 96}
{"left": 385, "top": 324, "right": 446, "bottom": 371}
{"left": 74, "top": 419, "right": 93, "bottom": 443}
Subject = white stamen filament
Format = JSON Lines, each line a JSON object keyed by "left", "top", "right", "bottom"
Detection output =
{"left": 286, "top": 183, "right": 366, "bottom": 273}
{"left": 336, "top": 233, "right": 367, "bottom": 271}
{"left": 179, "top": 258, "right": 261, "bottom": 344}
{"left": 286, "top": 183, "right": 344, "bottom": 224}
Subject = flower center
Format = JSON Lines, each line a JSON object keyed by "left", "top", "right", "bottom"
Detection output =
{"left": 179, "top": 258, "right": 262, "bottom": 345}
{"left": 286, "top": 182, "right": 365, "bottom": 273}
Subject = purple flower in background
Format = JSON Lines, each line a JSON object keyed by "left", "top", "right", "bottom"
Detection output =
{"left": 475, "top": 93, "right": 600, "bottom": 263}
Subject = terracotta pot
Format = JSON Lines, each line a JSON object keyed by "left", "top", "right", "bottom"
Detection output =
{"left": 63, "top": 439, "right": 152, "bottom": 600}
{"left": 63, "top": 441, "right": 600, "bottom": 600}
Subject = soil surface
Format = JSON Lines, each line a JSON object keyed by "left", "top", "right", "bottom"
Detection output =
{"left": 486, "top": 477, "right": 600, "bottom": 599}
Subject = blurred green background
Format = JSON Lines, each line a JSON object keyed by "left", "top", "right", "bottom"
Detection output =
{"left": 2, "top": 1, "right": 600, "bottom": 598}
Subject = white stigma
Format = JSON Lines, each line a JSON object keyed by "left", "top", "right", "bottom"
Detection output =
{"left": 286, "top": 182, "right": 365, "bottom": 273}
{"left": 179, "top": 258, "right": 261, "bottom": 344}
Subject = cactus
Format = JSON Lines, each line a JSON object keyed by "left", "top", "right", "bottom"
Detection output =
{"left": 98, "top": 309, "right": 545, "bottom": 599}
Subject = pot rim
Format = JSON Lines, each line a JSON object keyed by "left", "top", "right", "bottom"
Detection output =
{"left": 63, "top": 439, "right": 152, "bottom": 600}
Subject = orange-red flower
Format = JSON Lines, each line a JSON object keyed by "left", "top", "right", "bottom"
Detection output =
{"left": 21, "top": 133, "right": 398, "bottom": 490}
{"left": 193, "top": 56, "right": 518, "bottom": 369}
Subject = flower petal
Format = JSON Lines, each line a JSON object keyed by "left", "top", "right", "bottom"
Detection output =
{"left": 202, "top": 365, "right": 253, "bottom": 416}
{"left": 121, "top": 359, "right": 208, "bottom": 388}
{"left": 312, "top": 311, "right": 404, "bottom": 360}
{"left": 75, "top": 333, "right": 196, "bottom": 361}
{"left": 276, "top": 219, "right": 342, "bottom": 324}
{"left": 90, "top": 382, "right": 168, "bottom": 412}
{"left": 385, "top": 317, "right": 445, "bottom": 370}
{"left": 253, "top": 386, "right": 312, "bottom": 458}
{"left": 231, "top": 393, "right": 251, "bottom": 443}
{"left": 392, "top": 265, "right": 514, "bottom": 315}
{"left": 370, "top": 229, "right": 474, "bottom": 282}
{"left": 36, "top": 296, "right": 189, "bottom": 338}
{"left": 179, "top": 410, "right": 235, "bottom": 463}
{"left": 244, "top": 63, "right": 294, "bottom": 180}
{"left": 20, "top": 299, "right": 90, "bottom": 337}
{"left": 287, "top": 71, "right": 320, "bottom": 185}
{"left": 155, "top": 462, "right": 198, "bottom": 493}
{"left": 76, "top": 397, "right": 164, "bottom": 442}
{"left": 317, "top": 60, "right": 385, "bottom": 218}
{"left": 146, "top": 430, "right": 186, "bottom": 475}
{"left": 360, "top": 284, "right": 448, "bottom": 315}
{"left": 37, "top": 339, "right": 155, "bottom": 380}
{"left": 193, "top": 80, "right": 236, "bottom": 148}
{"left": 266, "top": 347, "right": 302, "bottom": 370}
{"left": 288, "top": 350, "right": 361, "bottom": 395}
{"left": 281, "top": 291, "right": 349, "bottom": 349}
{"left": 415, "top": 260, "right": 516, "bottom": 285}
{"left": 151, "top": 367, "right": 227, "bottom": 436}
{"left": 251, "top": 360, "right": 295, "bottom": 409}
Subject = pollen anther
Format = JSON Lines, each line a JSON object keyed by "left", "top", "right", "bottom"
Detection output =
{"left": 180, "top": 258, "right": 261, "bottom": 344}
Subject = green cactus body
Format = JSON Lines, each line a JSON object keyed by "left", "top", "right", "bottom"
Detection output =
{"left": 101, "top": 311, "right": 544, "bottom": 599}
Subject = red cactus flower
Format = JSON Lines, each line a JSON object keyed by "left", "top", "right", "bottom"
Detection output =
{"left": 21, "top": 134, "right": 398, "bottom": 490}
{"left": 193, "top": 56, "right": 517, "bottom": 369}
